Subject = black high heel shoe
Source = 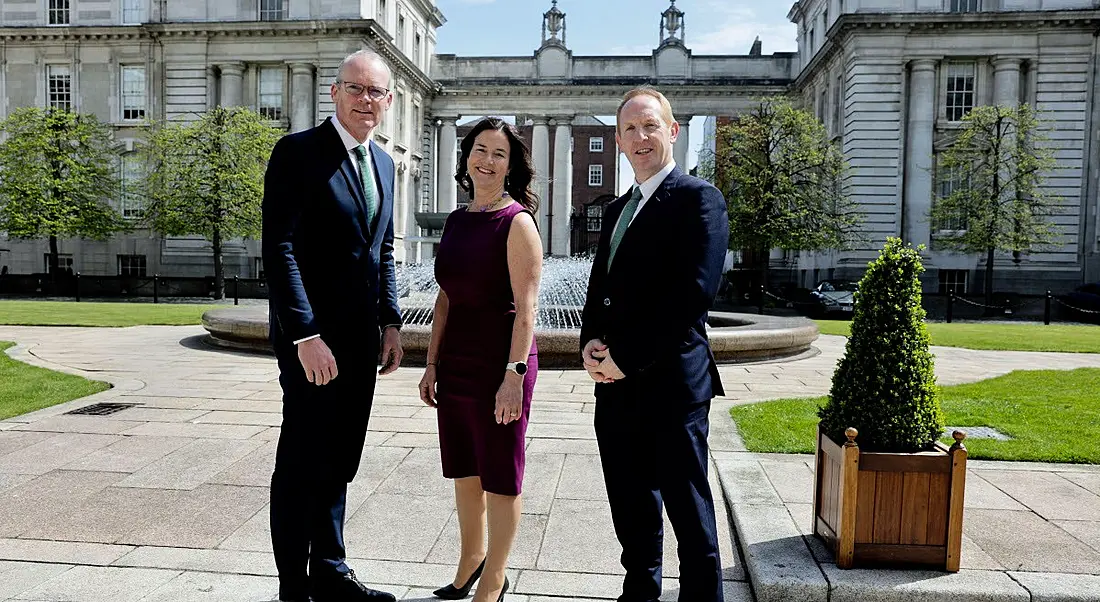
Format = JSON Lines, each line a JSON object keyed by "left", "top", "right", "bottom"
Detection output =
{"left": 432, "top": 559, "right": 485, "bottom": 599}
{"left": 496, "top": 576, "right": 509, "bottom": 602}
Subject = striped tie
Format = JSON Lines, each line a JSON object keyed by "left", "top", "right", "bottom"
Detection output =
{"left": 353, "top": 144, "right": 378, "bottom": 226}
{"left": 606, "top": 186, "right": 643, "bottom": 271}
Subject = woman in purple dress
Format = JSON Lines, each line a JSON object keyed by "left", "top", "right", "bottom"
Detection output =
{"left": 418, "top": 117, "right": 542, "bottom": 602}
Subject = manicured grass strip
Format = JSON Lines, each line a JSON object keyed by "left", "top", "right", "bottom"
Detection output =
{"left": 0, "top": 300, "right": 229, "bottom": 327}
{"left": 0, "top": 341, "right": 111, "bottom": 420}
{"left": 730, "top": 368, "right": 1100, "bottom": 464}
{"left": 813, "top": 320, "right": 1100, "bottom": 353}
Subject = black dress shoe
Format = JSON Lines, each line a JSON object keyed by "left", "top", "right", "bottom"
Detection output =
{"left": 433, "top": 558, "right": 485, "bottom": 599}
{"left": 311, "top": 570, "right": 396, "bottom": 602}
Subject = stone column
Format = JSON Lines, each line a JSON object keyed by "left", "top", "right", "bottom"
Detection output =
{"left": 531, "top": 117, "right": 551, "bottom": 250}
{"left": 993, "top": 57, "right": 1023, "bottom": 108}
{"left": 289, "top": 62, "right": 315, "bottom": 133}
{"left": 674, "top": 115, "right": 692, "bottom": 169}
{"left": 218, "top": 62, "right": 245, "bottom": 108}
{"left": 436, "top": 116, "right": 458, "bottom": 213}
{"left": 904, "top": 59, "right": 937, "bottom": 248}
{"left": 551, "top": 115, "right": 573, "bottom": 256}
{"left": 206, "top": 66, "right": 218, "bottom": 110}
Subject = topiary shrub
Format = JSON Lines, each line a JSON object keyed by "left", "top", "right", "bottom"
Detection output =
{"left": 817, "top": 237, "right": 943, "bottom": 452}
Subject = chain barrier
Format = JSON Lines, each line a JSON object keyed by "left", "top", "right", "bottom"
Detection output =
{"left": 1053, "top": 297, "right": 1100, "bottom": 315}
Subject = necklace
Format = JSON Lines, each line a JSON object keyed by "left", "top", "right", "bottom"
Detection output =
{"left": 473, "top": 191, "right": 511, "bottom": 212}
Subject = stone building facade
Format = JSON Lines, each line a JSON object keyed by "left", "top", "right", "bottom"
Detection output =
{"left": 783, "top": 0, "right": 1100, "bottom": 293}
{"left": 0, "top": 0, "right": 442, "bottom": 278}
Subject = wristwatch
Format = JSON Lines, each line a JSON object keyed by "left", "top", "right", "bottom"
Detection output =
{"left": 506, "top": 361, "right": 528, "bottom": 376}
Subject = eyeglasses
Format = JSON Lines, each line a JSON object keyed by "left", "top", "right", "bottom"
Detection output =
{"left": 336, "top": 81, "right": 389, "bottom": 101}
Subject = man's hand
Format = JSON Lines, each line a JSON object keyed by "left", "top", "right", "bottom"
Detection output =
{"left": 583, "top": 338, "right": 618, "bottom": 383}
{"left": 379, "top": 326, "right": 403, "bottom": 376}
{"left": 298, "top": 337, "right": 337, "bottom": 385}
{"left": 592, "top": 347, "right": 626, "bottom": 381}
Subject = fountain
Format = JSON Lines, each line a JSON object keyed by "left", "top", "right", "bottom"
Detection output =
{"left": 201, "top": 257, "right": 819, "bottom": 367}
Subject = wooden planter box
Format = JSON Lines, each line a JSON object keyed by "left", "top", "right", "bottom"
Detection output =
{"left": 812, "top": 425, "right": 968, "bottom": 571}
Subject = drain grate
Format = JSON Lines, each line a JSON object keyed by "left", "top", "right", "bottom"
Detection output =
{"left": 65, "top": 402, "right": 139, "bottom": 416}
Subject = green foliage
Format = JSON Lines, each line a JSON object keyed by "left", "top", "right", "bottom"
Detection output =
{"left": 817, "top": 237, "right": 944, "bottom": 452}
{"left": 140, "top": 107, "right": 281, "bottom": 298}
{"left": 932, "top": 104, "right": 1058, "bottom": 257}
{"left": 0, "top": 108, "right": 127, "bottom": 242}
{"left": 698, "top": 97, "right": 862, "bottom": 261}
{"left": 140, "top": 106, "right": 280, "bottom": 241}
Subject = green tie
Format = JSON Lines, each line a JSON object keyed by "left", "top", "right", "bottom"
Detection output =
{"left": 607, "top": 186, "right": 643, "bottom": 271}
{"left": 353, "top": 144, "right": 378, "bottom": 226}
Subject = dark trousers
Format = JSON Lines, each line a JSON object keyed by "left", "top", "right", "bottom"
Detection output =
{"left": 270, "top": 350, "right": 375, "bottom": 599}
{"left": 595, "top": 397, "right": 723, "bottom": 602}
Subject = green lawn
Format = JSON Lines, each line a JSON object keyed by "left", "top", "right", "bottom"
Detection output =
{"left": 0, "top": 341, "right": 111, "bottom": 420}
{"left": 730, "top": 368, "right": 1100, "bottom": 464}
{"left": 0, "top": 300, "right": 228, "bottom": 327}
{"left": 814, "top": 320, "right": 1100, "bottom": 353}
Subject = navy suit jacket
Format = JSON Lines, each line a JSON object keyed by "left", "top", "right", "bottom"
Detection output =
{"left": 580, "top": 166, "right": 728, "bottom": 403}
{"left": 262, "top": 118, "right": 401, "bottom": 359}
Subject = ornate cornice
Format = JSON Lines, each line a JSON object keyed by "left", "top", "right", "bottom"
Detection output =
{"left": 0, "top": 25, "right": 149, "bottom": 42}
{"left": 434, "top": 79, "right": 791, "bottom": 92}
{"left": 407, "top": 0, "right": 446, "bottom": 28}
{"left": 794, "top": 9, "right": 1100, "bottom": 88}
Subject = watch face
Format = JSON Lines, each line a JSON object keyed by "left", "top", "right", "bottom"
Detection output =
{"left": 514, "top": 362, "right": 528, "bottom": 376}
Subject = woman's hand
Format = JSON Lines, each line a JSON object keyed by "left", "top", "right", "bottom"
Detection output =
{"left": 419, "top": 365, "right": 438, "bottom": 407}
{"left": 494, "top": 372, "right": 524, "bottom": 425}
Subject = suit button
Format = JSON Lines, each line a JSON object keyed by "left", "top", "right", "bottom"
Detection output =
{"left": 603, "top": 298, "right": 611, "bottom": 306}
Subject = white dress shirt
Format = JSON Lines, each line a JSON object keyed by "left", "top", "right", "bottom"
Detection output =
{"left": 625, "top": 160, "right": 676, "bottom": 228}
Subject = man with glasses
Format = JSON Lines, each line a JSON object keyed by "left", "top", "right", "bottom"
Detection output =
{"left": 263, "top": 49, "right": 403, "bottom": 602}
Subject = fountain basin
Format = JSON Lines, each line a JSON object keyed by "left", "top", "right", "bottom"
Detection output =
{"left": 201, "top": 307, "right": 819, "bottom": 367}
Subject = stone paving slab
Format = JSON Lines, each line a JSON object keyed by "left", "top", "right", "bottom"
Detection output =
{"left": 3, "top": 325, "right": 1100, "bottom": 601}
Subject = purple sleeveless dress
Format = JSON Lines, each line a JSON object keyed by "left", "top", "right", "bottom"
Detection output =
{"left": 434, "top": 201, "right": 538, "bottom": 496}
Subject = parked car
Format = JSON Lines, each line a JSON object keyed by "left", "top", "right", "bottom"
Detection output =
{"left": 1063, "top": 282, "right": 1100, "bottom": 323}
{"left": 809, "top": 280, "right": 858, "bottom": 317}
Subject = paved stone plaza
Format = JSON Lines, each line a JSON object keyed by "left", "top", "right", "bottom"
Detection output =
{"left": 0, "top": 325, "right": 1099, "bottom": 601}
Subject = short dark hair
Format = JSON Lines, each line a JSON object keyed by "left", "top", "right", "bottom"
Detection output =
{"left": 455, "top": 117, "right": 540, "bottom": 213}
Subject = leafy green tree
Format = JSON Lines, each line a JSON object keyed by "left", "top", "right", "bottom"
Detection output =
{"left": 0, "top": 108, "right": 126, "bottom": 281}
{"left": 931, "top": 104, "right": 1058, "bottom": 309}
{"left": 818, "top": 237, "right": 942, "bottom": 452}
{"left": 698, "top": 97, "right": 861, "bottom": 293}
{"left": 140, "top": 106, "right": 282, "bottom": 299}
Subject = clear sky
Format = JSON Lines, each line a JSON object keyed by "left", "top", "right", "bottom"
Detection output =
{"left": 433, "top": 0, "right": 798, "bottom": 192}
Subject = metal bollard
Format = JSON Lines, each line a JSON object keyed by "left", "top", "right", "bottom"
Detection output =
{"left": 946, "top": 292, "right": 954, "bottom": 323}
{"left": 75, "top": 272, "right": 81, "bottom": 302}
{"left": 234, "top": 275, "right": 240, "bottom": 306}
{"left": 758, "top": 285, "right": 765, "bottom": 315}
{"left": 1045, "top": 290, "right": 1052, "bottom": 325}
{"left": 153, "top": 274, "right": 159, "bottom": 304}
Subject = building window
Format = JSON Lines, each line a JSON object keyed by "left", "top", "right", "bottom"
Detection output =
{"left": 395, "top": 91, "right": 405, "bottom": 141}
{"left": 936, "top": 161, "right": 969, "bottom": 232}
{"left": 938, "top": 269, "right": 968, "bottom": 295}
{"left": 833, "top": 75, "right": 843, "bottom": 135}
{"left": 120, "top": 153, "right": 144, "bottom": 219}
{"left": 378, "top": 0, "right": 387, "bottom": 25}
{"left": 586, "top": 204, "right": 603, "bottom": 232}
{"left": 47, "top": 65, "right": 72, "bottom": 111}
{"left": 48, "top": 0, "right": 70, "bottom": 25}
{"left": 589, "top": 137, "right": 604, "bottom": 152}
{"left": 258, "top": 67, "right": 284, "bottom": 120}
{"left": 122, "top": 0, "right": 145, "bottom": 23}
{"left": 949, "top": 0, "right": 980, "bottom": 12}
{"left": 414, "top": 33, "right": 422, "bottom": 67}
{"left": 121, "top": 66, "right": 145, "bottom": 120}
{"left": 118, "top": 254, "right": 147, "bottom": 277}
{"left": 397, "top": 15, "right": 406, "bottom": 52}
{"left": 945, "top": 62, "right": 975, "bottom": 122}
{"left": 259, "top": 0, "right": 284, "bottom": 20}
{"left": 44, "top": 254, "right": 73, "bottom": 274}
{"left": 588, "top": 165, "right": 603, "bottom": 187}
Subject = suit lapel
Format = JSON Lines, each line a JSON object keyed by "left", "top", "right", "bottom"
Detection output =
{"left": 321, "top": 119, "right": 371, "bottom": 242}
{"left": 607, "top": 167, "right": 682, "bottom": 272}
{"left": 368, "top": 140, "right": 392, "bottom": 248}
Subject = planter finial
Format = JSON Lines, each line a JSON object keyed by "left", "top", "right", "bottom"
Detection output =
{"left": 950, "top": 430, "right": 967, "bottom": 452}
{"left": 844, "top": 427, "right": 858, "bottom": 447}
